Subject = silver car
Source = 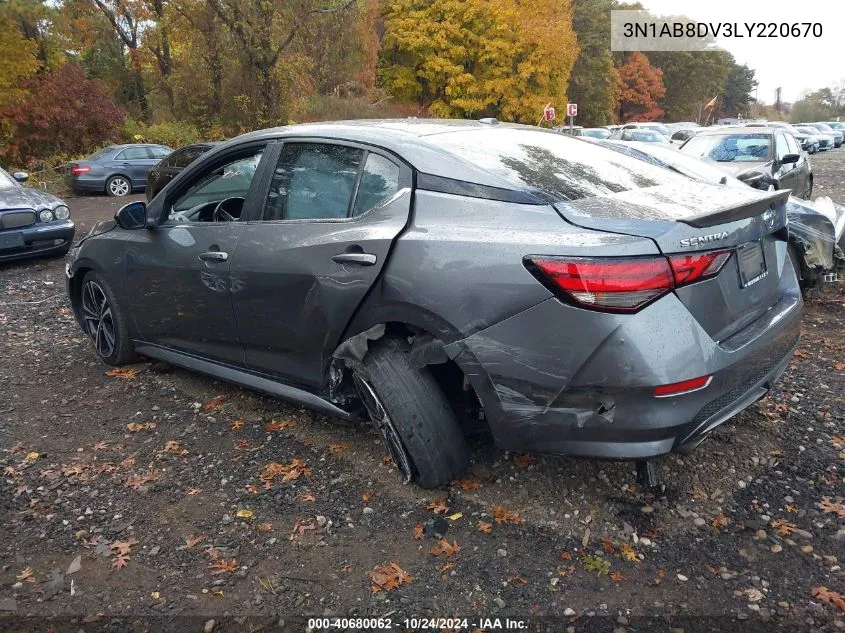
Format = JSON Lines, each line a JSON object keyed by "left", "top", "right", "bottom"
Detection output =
{"left": 66, "top": 120, "right": 802, "bottom": 488}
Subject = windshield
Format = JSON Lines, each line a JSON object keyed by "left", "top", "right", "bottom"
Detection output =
{"left": 626, "top": 143, "right": 745, "bottom": 188}
{"left": 640, "top": 123, "right": 669, "bottom": 136}
{"left": 813, "top": 123, "right": 835, "bottom": 133}
{"left": 681, "top": 133, "right": 772, "bottom": 162}
{"left": 0, "top": 168, "right": 19, "bottom": 189}
{"left": 796, "top": 127, "right": 820, "bottom": 135}
{"left": 582, "top": 129, "right": 610, "bottom": 139}
{"left": 430, "top": 128, "right": 688, "bottom": 203}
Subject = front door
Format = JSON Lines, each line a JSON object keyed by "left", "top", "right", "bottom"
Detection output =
{"left": 125, "top": 145, "right": 269, "bottom": 364}
{"left": 113, "top": 147, "right": 158, "bottom": 189}
{"left": 230, "top": 141, "right": 412, "bottom": 388}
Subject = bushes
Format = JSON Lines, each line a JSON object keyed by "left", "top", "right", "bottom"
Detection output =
{"left": 123, "top": 119, "right": 215, "bottom": 148}
{"left": 1, "top": 63, "right": 126, "bottom": 164}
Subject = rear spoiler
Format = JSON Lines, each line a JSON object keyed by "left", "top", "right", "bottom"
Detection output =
{"left": 679, "top": 189, "right": 790, "bottom": 228}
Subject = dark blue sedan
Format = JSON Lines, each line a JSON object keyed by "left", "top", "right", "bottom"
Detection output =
{"left": 0, "top": 167, "right": 75, "bottom": 263}
{"left": 66, "top": 144, "right": 172, "bottom": 197}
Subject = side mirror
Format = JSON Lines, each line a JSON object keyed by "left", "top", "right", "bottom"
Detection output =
{"left": 12, "top": 171, "right": 28, "bottom": 183}
{"left": 781, "top": 153, "right": 800, "bottom": 165}
{"left": 114, "top": 201, "right": 148, "bottom": 230}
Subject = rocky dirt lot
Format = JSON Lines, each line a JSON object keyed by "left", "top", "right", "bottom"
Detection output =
{"left": 1, "top": 153, "right": 844, "bottom": 633}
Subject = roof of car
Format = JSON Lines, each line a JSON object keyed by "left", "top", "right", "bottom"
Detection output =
{"left": 227, "top": 119, "right": 598, "bottom": 190}
{"left": 696, "top": 126, "right": 776, "bottom": 136}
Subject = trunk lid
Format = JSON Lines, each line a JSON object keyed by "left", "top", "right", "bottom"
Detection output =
{"left": 554, "top": 183, "right": 793, "bottom": 342}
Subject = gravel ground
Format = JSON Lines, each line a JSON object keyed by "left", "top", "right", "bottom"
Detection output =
{"left": 1, "top": 153, "right": 844, "bottom": 632}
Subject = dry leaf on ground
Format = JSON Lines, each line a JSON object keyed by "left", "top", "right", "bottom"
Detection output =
{"left": 425, "top": 498, "right": 449, "bottom": 514}
{"left": 492, "top": 505, "right": 522, "bottom": 525}
{"left": 429, "top": 539, "right": 461, "bottom": 558}
{"left": 368, "top": 562, "right": 412, "bottom": 593}
{"left": 105, "top": 368, "right": 138, "bottom": 379}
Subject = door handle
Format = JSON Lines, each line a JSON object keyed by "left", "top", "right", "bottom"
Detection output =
{"left": 332, "top": 252, "right": 377, "bottom": 266}
{"left": 199, "top": 251, "right": 228, "bottom": 262}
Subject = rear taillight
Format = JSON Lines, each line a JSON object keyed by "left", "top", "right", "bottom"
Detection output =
{"left": 71, "top": 165, "right": 91, "bottom": 175}
{"left": 666, "top": 250, "right": 733, "bottom": 285}
{"left": 525, "top": 249, "right": 733, "bottom": 313}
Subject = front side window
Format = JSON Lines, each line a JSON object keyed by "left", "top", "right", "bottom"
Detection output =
{"left": 171, "top": 148, "right": 201, "bottom": 169}
{"left": 263, "top": 143, "right": 364, "bottom": 221}
{"left": 169, "top": 149, "right": 263, "bottom": 222}
{"left": 148, "top": 146, "right": 172, "bottom": 159}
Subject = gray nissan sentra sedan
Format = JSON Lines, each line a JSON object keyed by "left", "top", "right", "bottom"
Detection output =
{"left": 65, "top": 119, "right": 803, "bottom": 488}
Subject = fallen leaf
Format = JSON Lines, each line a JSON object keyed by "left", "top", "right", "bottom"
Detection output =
{"left": 475, "top": 522, "right": 493, "bottom": 534}
{"left": 438, "top": 561, "right": 455, "bottom": 574}
{"left": 257, "top": 522, "right": 273, "bottom": 533}
{"left": 265, "top": 419, "right": 296, "bottom": 431}
{"left": 110, "top": 537, "right": 139, "bottom": 556}
{"left": 25, "top": 451, "right": 39, "bottom": 461}
{"left": 209, "top": 558, "right": 238, "bottom": 575}
{"left": 187, "top": 487, "right": 202, "bottom": 495}
{"left": 492, "top": 505, "right": 522, "bottom": 525}
{"left": 186, "top": 534, "right": 206, "bottom": 549}
{"left": 620, "top": 543, "right": 640, "bottom": 564}
{"left": 16, "top": 567, "right": 35, "bottom": 582}
{"left": 235, "top": 509, "right": 254, "bottom": 519}
{"left": 120, "top": 457, "right": 135, "bottom": 469}
{"left": 452, "top": 478, "right": 481, "bottom": 490}
{"left": 785, "top": 503, "right": 798, "bottom": 513}
{"left": 812, "top": 586, "right": 845, "bottom": 613}
{"left": 582, "top": 553, "right": 610, "bottom": 575}
{"left": 289, "top": 518, "right": 316, "bottom": 539}
{"left": 507, "top": 574, "right": 527, "bottom": 585}
{"left": 362, "top": 491, "right": 374, "bottom": 504}
{"left": 429, "top": 539, "right": 461, "bottom": 558}
{"left": 329, "top": 443, "right": 351, "bottom": 455}
{"left": 126, "top": 422, "right": 155, "bottom": 432}
{"left": 203, "top": 394, "right": 232, "bottom": 410}
{"left": 560, "top": 551, "right": 572, "bottom": 561}
{"left": 772, "top": 518, "right": 797, "bottom": 537}
{"left": 112, "top": 553, "right": 130, "bottom": 569}
{"left": 513, "top": 452, "right": 535, "bottom": 470}
{"left": 368, "top": 561, "right": 413, "bottom": 593}
{"left": 258, "top": 459, "right": 311, "bottom": 487}
{"left": 425, "top": 498, "right": 449, "bottom": 515}
{"left": 162, "top": 440, "right": 188, "bottom": 456}
{"left": 610, "top": 571, "right": 626, "bottom": 581}
{"left": 820, "top": 497, "right": 845, "bottom": 519}
{"left": 106, "top": 368, "right": 138, "bottom": 379}
{"left": 413, "top": 523, "right": 424, "bottom": 540}
{"left": 124, "top": 469, "right": 162, "bottom": 490}
{"left": 296, "top": 491, "right": 316, "bottom": 502}
{"left": 446, "top": 512, "right": 463, "bottom": 521}
{"left": 93, "top": 442, "right": 108, "bottom": 451}
{"left": 712, "top": 512, "right": 732, "bottom": 531}
{"left": 557, "top": 564, "right": 576, "bottom": 577}
{"left": 230, "top": 419, "right": 244, "bottom": 431}
{"left": 601, "top": 538, "right": 616, "bottom": 554}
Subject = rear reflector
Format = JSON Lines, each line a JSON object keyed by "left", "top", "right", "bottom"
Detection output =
{"left": 653, "top": 375, "right": 712, "bottom": 397}
{"left": 525, "top": 249, "right": 733, "bottom": 313}
{"left": 71, "top": 165, "right": 91, "bottom": 175}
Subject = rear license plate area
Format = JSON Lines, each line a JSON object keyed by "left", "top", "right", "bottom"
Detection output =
{"left": 737, "top": 240, "right": 767, "bottom": 287}
{"left": 0, "top": 232, "right": 25, "bottom": 251}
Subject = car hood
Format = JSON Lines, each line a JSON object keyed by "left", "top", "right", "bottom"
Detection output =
{"left": 0, "top": 186, "right": 64, "bottom": 211}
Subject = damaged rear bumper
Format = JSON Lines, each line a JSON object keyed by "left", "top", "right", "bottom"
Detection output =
{"left": 445, "top": 289, "right": 802, "bottom": 461}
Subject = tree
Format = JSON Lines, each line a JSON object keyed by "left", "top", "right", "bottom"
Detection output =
{"left": 648, "top": 50, "right": 732, "bottom": 121}
{"left": 717, "top": 63, "right": 757, "bottom": 119}
{"left": 1, "top": 63, "right": 126, "bottom": 162}
{"left": 0, "top": 13, "right": 40, "bottom": 111}
{"left": 567, "top": 0, "right": 619, "bottom": 127}
{"left": 616, "top": 52, "right": 665, "bottom": 122}
{"left": 379, "top": 0, "right": 578, "bottom": 122}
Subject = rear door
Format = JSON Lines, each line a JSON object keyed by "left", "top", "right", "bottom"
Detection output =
{"left": 230, "top": 140, "right": 412, "bottom": 388}
{"left": 114, "top": 147, "right": 155, "bottom": 187}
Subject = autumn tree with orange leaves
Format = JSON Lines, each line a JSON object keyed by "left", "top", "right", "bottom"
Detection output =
{"left": 616, "top": 52, "right": 666, "bottom": 122}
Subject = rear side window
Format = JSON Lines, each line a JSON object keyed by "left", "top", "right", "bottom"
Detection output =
{"left": 352, "top": 154, "right": 401, "bottom": 216}
{"left": 428, "top": 128, "right": 685, "bottom": 203}
{"left": 263, "top": 143, "right": 364, "bottom": 221}
{"left": 116, "top": 147, "right": 148, "bottom": 160}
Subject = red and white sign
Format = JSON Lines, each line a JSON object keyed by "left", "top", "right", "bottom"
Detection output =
{"left": 543, "top": 105, "right": 556, "bottom": 121}
{"left": 566, "top": 103, "right": 578, "bottom": 117}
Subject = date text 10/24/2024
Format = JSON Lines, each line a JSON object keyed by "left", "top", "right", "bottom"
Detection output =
{"left": 306, "top": 617, "right": 529, "bottom": 630}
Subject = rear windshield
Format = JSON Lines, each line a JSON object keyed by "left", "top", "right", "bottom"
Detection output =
{"left": 428, "top": 128, "right": 686, "bottom": 203}
{"left": 682, "top": 133, "right": 772, "bottom": 162}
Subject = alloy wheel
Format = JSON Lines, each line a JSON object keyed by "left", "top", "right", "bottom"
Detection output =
{"left": 353, "top": 374, "right": 413, "bottom": 482}
{"left": 81, "top": 280, "right": 116, "bottom": 358}
{"left": 108, "top": 177, "right": 130, "bottom": 196}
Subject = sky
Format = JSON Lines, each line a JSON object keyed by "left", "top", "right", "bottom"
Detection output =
{"left": 638, "top": 0, "right": 844, "bottom": 104}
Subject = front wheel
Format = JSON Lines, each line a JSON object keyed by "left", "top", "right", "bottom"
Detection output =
{"left": 354, "top": 337, "right": 469, "bottom": 488}
{"left": 106, "top": 175, "right": 131, "bottom": 197}
{"left": 80, "top": 271, "right": 136, "bottom": 365}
